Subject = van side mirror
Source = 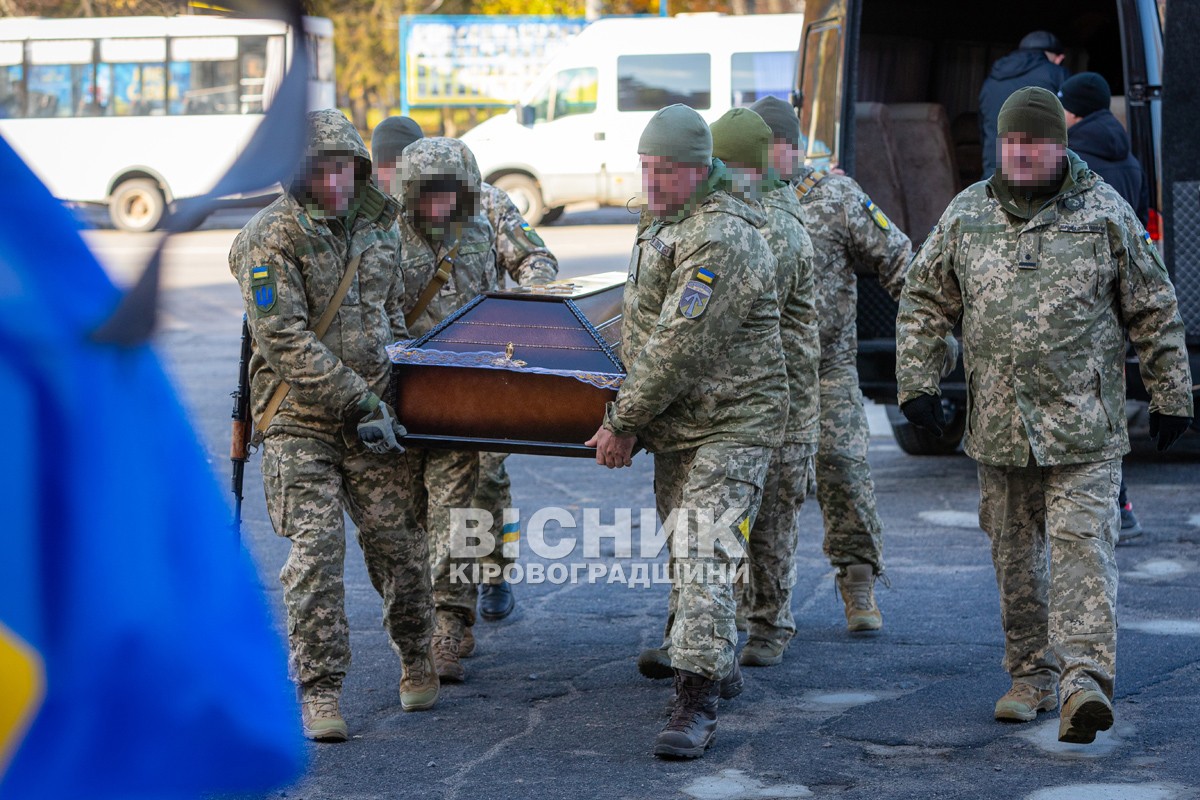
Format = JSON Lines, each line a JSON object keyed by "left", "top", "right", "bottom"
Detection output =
{"left": 517, "top": 104, "right": 535, "bottom": 126}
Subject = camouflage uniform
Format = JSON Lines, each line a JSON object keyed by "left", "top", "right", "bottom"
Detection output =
{"left": 793, "top": 167, "right": 912, "bottom": 574}
{"left": 394, "top": 138, "right": 556, "bottom": 625}
{"left": 229, "top": 109, "right": 431, "bottom": 695}
{"left": 740, "top": 183, "right": 821, "bottom": 645}
{"left": 606, "top": 163, "right": 789, "bottom": 681}
{"left": 896, "top": 152, "right": 1194, "bottom": 700}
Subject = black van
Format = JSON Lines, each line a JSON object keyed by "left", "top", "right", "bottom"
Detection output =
{"left": 793, "top": 0, "right": 1199, "bottom": 455}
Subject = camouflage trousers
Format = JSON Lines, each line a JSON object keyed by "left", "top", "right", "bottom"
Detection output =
{"left": 977, "top": 456, "right": 1121, "bottom": 699}
{"left": 656, "top": 442, "right": 771, "bottom": 681}
{"left": 475, "top": 451, "right": 518, "bottom": 580}
{"left": 815, "top": 359, "right": 885, "bottom": 572}
{"left": 739, "top": 443, "right": 815, "bottom": 644}
{"left": 261, "top": 433, "right": 432, "bottom": 694}
{"left": 410, "top": 448, "right": 480, "bottom": 627}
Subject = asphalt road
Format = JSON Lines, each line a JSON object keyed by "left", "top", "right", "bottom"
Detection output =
{"left": 87, "top": 209, "right": 1200, "bottom": 800}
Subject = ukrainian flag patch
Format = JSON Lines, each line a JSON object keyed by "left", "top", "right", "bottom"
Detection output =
{"left": 695, "top": 267, "right": 716, "bottom": 285}
{"left": 250, "top": 265, "right": 270, "bottom": 282}
{"left": 249, "top": 264, "right": 277, "bottom": 317}
{"left": 1143, "top": 231, "right": 1153, "bottom": 246}
{"left": 864, "top": 197, "right": 891, "bottom": 231}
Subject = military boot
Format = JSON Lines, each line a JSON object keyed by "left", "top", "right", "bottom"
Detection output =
{"left": 637, "top": 645, "right": 673, "bottom": 680}
{"left": 460, "top": 625, "right": 476, "bottom": 658}
{"left": 994, "top": 681, "right": 1057, "bottom": 722}
{"left": 300, "top": 689, "right": 348, "bottom": 742}
{"left": 479, "top": 580, "right": 515, "bottom": 621}
{"left": 432, "top": 612, "right": 466, "bottom": 683}
{"left": 654, "top": 670, "right": 719, "bottom": 759}
{"left": 718, "top": 659, "right": 744, "bottom": 700}
{"left": 739, "top": 637, "right": 786, "bottom": 667}
{"left": 400, "top": 646, "right": 440, "bottom": 712}
{"left": 837, "top": 564, "right": 883, "bottom": 632}
{"left": 1059, "top": 689, "right": 1114, "bottom": 744}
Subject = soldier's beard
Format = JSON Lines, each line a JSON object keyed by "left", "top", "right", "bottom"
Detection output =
{"left": 1001, "top": 158, "right": 1067, "bottom": 196}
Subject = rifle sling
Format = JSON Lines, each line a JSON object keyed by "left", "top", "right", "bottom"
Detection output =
{"left": 404, "top": 240, "right": 460, "bottom": 328}
{"left": 253, "top": 251, "right": 364, "bottom": 445}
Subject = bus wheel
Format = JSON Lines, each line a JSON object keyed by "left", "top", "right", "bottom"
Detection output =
{"left": 109, "top": 179, "right": 165, "bottom": 232}
{"left": 493, "top": 173, "right": 546, "bottom": 225}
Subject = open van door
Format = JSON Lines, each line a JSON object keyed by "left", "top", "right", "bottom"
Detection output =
{"left": 792, "top": 0, "right": 856, "bottom": 173}
{"left": 1162, "top": 1, "right": 1200, "bottom": 354}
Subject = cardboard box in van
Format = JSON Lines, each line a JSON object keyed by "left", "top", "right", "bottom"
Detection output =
{"left": 461, "top": 13, "right": 804, "bottom": 224}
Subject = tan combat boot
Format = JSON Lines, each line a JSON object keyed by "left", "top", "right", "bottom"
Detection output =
{"left": 300, "top": 690, "right": 349, "bottom": 742}
{"left": 739, "top": 637, "right": 786, "bottom": 667}
{"left": 432, "top": 612, "right": 466, "bottom": 683}
{"left": 994, "top": 682, "right": 1057, "bottom": 722}
{"left": 460, "top": 625, "right": 476, "bottom": 658}
{"left": 400, "top": 646, "right": 440, "bottom": 712}
{"left": 836, "top": 564, "right": 883, "bottom": 632}
{"left": 1059, "top": 688, "right": 1114, "bottom": 743}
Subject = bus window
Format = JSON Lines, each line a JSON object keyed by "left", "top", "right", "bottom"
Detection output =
{"left": 169, "top": 36, "right": 238, "bottom": 115}
{"left": 552, "top": 67, "right": 598, "bottom": 120}
{"left": 27, "top": 39, "right": 95, "bottom": 118}
{"left": 306, "top": 31, "right": 334, "bottom": 84}
{"left": 0, "top": 41, "right": 23, "bottom": 119}
{"left": 731, "top": 51, "right": 795, "bottom": 106}
{"left": 617, "top": 54, "right": 711, "bottom": 112}
{"left": 798, "top": 21, "right": 843, "bottom": 162}
{"left": 99, "top": 38, "right": 166, "bottom": 116}
{"left": 239, "top": 36, "right": 267, "bottom": 114}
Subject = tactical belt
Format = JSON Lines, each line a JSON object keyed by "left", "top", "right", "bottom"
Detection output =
{"left": 405, "top": 240, "right": 460, "bottom": 328}
{"left": 794, "top": 170, "right": 829, "bottom": 200}
{"left": 252, "top": 251, "right": 364, "bottom": 445}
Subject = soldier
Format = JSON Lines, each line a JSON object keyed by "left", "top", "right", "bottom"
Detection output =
{"left": 636, "top": 108, "right": 820, "bottom": 675}
{"left": 587, "top": 104, "right": 789, "bottom": 758}
{"left": 374, "top": 128, "right": 557, "bottom": 683}
{"left": 896, "top": 87, "right": 1193, "bottom": 743}
{"left": 751, "top": 95, "right": 913, "bottom": 632}
{"left": 229, "top": 109, "right": 439, "bottom": 742}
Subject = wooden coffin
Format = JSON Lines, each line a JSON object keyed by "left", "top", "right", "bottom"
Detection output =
{"left": 388, "top": 272, "right": 626, "bottom": 456}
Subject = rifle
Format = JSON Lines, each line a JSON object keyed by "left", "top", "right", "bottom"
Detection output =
{"left": 230, "top": 315, "right": 254, "bottom": 537}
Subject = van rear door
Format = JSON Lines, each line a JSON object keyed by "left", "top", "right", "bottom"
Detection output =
{"left": 792, "top": 0, "right": 855, "bottom": 171}
{"left": 1162, "top": 0, "right": 1200, "bottom": 345}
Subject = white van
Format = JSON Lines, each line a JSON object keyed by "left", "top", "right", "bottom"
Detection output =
{"left": 459, "top": 13, "right": 804, "bottom": 224}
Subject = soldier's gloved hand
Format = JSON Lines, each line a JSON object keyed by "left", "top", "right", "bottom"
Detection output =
{"left": 1149, "top": 412, "right": 1192, "bottom": 452}
{"left": 900, "top": 394, "right": 946, "bottom": 437}
{"left": 356, "top": 393, "right": 408, "bottom": 454}
{"left": 940, "top": 334, "right": 960, "bottom": 378}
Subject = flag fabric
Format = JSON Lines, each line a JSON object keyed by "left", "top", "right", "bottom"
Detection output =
{"left": 0, "top": 128, "right": 304, "bottom": 798}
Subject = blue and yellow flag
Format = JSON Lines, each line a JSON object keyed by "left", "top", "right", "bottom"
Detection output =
{"left": 0, "top": 131, "right": 304, "bottom": 796}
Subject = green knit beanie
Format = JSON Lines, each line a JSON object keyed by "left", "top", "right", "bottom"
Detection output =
{"left": 750, "top": 95, "right": 801, "bottom": 146}
{"left": 637, "top": 104, "right": 712, "bottom": 165}
{"left": 710, "top": 108, "right": 771, "bottom": 171}
{"left": 997, "top": 86, "right": 1067, "bottom": 144}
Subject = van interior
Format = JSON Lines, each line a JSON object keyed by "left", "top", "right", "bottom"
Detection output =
{"left": 846, "top": 0, "right": 1134, "bottom": 342}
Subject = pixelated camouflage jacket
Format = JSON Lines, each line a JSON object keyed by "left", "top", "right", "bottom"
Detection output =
{"left": 605, "top": 187, "right": 789, "bottom": 454}
{"left": 757, "top": 183, "right": 821, "bottom": 447}
{"left": 479, "top": 182, "right": 558, "bottom": 288}
{"left": 229, "top": 109, "right": 405, "bottom": 444}
{"left": 792, "top": 166, "right": 912, "bottom": 370}
{"left": 395, "top": 138, "right": 556, "bottom": 337}
{"left": 896, "top": 151, "right": 1194, "bottom": 467}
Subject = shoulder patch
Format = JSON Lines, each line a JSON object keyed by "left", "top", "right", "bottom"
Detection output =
{"left": 649, "top": 236, "right": 675, "bottom": 259}
{"left": 678, "top": 267, "right": 716, "bottom": 319}
{"left": 863, "top": 197, "right": 891, "bottom": 231}
{"left": 249, "top": 263, "right": 277, "bottom": 317}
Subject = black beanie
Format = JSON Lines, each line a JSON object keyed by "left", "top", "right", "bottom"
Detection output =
{"left": 371, "top": 116, "right": 424, "bottom": 166}
{"left": 750, "top": 95, "right": 801, "bottom": 146}
{"left": 1019, "top": 30, "right": 1064, "bottom": 54}
{"left": 1058, "top": 72, "right": 1111, "bottom": 118}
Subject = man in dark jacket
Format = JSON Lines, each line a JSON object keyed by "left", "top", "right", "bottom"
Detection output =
{"left": 1060, "top": 71, "right": 1152, "bottom": 541}
{"left": 979, "top": 31, "right": 1069, "bottom": 178}
{"left": 1060, "top": 72, "right": 1149, "bottom": 223}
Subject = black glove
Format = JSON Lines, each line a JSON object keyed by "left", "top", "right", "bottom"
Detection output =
{"left": 900, "top": 394, "right": 946, "bottom": 437}
{"left": 1149, "top": 412, "right": 1192, "bottom": 452}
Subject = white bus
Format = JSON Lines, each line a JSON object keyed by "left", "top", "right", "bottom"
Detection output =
{"left": 0, "top": 14, "right": 335, "bottom": 231}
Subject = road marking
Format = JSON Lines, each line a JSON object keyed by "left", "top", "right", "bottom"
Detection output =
{"left": 918, "top": 510, "right": 979, "bottom": 529}
{"left": 681, "top": 769, "right": 812, "bottom": 800}
{"left": 1025, "top": 784, "right": 1182, "bottom": 800}
{"left": 1122, "top": 559, "right": 1188, "bottom": 581}
{"left": 1121, "top": 619, "right": 1200, "bottom": 636}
